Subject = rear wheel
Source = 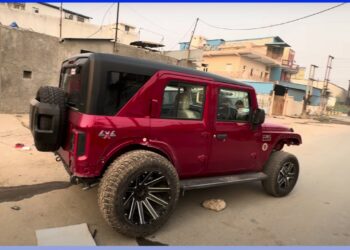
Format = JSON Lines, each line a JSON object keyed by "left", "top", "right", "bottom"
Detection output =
{"left": 262, "top": 151, "right": 299, "bottom": 197}
{"left": 98, "top": 150, "right": 179, "bottom": 237}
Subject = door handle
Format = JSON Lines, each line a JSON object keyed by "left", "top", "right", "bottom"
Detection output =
{"left": 214, "top": 133, "right": 227, "bottom": 140}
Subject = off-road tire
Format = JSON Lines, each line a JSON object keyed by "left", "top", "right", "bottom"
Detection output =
{"left": 262, "top": 151, "right": 299, "bottom": 197}
{"left": 98, "top": 150, "right": 180, "bottom": 237}
{"left": 35, "top": 86, "right": 66, "bottom": 150}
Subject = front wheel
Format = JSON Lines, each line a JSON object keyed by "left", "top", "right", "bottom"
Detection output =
{"left": 262, "top": 151, "right": 299, "bottom": 197}
{"left": 98, "top": 150, "right": 179, "bottom": 237}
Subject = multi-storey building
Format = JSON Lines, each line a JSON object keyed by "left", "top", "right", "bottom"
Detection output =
{"left": 0, "top": 3, "right": 138, "bottom": 45}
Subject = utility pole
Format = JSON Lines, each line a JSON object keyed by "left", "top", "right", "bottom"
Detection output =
{"left": 59, "top": 3, "right": 63, "bottom": 40}
{"left": 321, "top": 55, "right": 334, "bottom": 114}
{"left": 187, "top": 17, "right": 199, "bottom": 60}
{"left": 301, "top": 64, "right": 318, "bottom": 117}
{"left": 113, "top": 3, "right": 120, "bottom": 53}
{"left": 347, "top": 80, "right": 350, "bottom": 106}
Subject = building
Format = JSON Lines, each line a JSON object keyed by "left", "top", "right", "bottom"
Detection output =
{"left": 3, "top": 3, "right": 92, "bottom": 23}
{"left": 0, "top": 25, "right": 194, "bottom": 113}
{"left": 167, "top": 36, "right": 299, "bottom": 84}
{"left": 171, "top": 36, "right": 350, "bottom": 116}
{"left": 0, "top": 3, "right": 138, "bottom": 45}
{"left": 291, "top": 67, "right": 348, "bottom": 106}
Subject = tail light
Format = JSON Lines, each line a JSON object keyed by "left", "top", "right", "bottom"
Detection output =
{"left": 76, "top": 132, "right": 86, "bottom": 156}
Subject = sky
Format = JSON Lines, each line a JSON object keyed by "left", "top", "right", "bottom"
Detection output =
{"left": 50, "top": 3, "right": 350, "bottom": 89}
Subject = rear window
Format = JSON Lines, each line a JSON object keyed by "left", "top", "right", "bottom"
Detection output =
{"left": 61, "top": 67, "right": 82, "bottom": 107}
{"left": 103, "top": 72, "right": 150, "bottom": 115}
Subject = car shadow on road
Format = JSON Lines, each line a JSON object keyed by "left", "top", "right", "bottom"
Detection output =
{"left": 0, "top": 181, "right": 71, "bottom": 203}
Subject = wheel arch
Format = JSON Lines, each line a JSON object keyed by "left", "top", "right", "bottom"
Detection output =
{"left": 273, "top": 135, "right": 302, "bottom": 151}
{"left": 100, "top": 143, "right": 174, "bottom": 177}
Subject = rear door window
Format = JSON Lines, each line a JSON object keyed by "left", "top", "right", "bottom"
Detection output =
{"left": 161, "top": 82, "right": 206, "bottom": 120}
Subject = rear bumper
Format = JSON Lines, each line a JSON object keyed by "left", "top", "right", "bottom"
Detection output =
{"left": 55, "top": 151, "right": 72, "bottom": 176}
{"left": 55, "top": 151, "right": 98, "bottom": 184}
{"left": 56, "top": 129, "right": 94, "bottom": 179}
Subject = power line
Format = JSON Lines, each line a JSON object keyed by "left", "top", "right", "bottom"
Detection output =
{"left": 124, "top": 5, "right": 173, "bottom": 34}
{"left": 86, "top": 3, "right": 115, "bottom": 38}
{"left": 199, "top": 3, "right": 346, "bottom": 31}
{"left": 139, "top": 27, "right": 165, "bottom": 43}
{"left": 168, "top": 20, "right": 197, "bottom": 50}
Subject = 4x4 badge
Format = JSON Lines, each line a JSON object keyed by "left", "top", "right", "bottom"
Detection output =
{"left": 99, "top": 130, "right": 116, "bottom": 139}
{"left": 262, "top": 134, "right": 271, "bottom": 142}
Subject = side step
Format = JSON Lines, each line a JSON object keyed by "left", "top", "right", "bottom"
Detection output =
{"left": 180, "top": 172, "right": 267, "bottom": 191}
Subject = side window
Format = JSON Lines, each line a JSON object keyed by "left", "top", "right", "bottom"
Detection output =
{"left": 103, "top": 72, "right": 150, "bottom": 115}
{"left": 217, "top": 88, "right": 250, "bottom": 122}
{"left": 161, "top": 82, "right": 205, "bottom": 120}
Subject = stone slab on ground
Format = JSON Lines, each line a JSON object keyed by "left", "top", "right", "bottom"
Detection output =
{"left": 35, "top": 223, "right": 96, "bottom": 246}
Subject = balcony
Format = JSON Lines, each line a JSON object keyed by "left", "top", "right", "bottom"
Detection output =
{"left": 204, "top": 48, "right": 281, "bottom": 67}
{"left": 281, "top": 59, "right": 299, "bottom": 73}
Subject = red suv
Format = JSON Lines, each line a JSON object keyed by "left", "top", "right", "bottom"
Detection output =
{"left": 30, "top": 53, "right": 302, "bottom": 237}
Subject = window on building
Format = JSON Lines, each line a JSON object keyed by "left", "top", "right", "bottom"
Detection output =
{"left": 201, "top": 63, "right": 208, "bottom": 72}
{"left": 32, "top": 7, "right": 39, "bottom": 13}
{"left": 65, "top": 13, "right": 74, "bottom": 20}
{"left": 124, "top": 25, "right": 130, "bottom": 32}
{"left": 161, "top": 82, "right": 205, "bottom": 120}
{"left": 260, "top": 72, "right": 263, "bottom": 79}
{"left": 77, "top": 16, "right": 85, "bottom": 22}
{"left": 267, "top": 46, "right": 284, "bottom": 59}
{"left": 243, "top": 65, "right": 246, "bottom": 70}
{"left": 250, "top": 68, "right": 254, "bottom": 76}
{"left": 10, "top": 3, "right": 25, "bottom": 10}
{"left": 217, "top": 88, "right": 250, "bottom": 122}
{"left": 23, "top": 70, "right": 32, "bottom": 79}
{"left": 264, "top": 72, "right": 269, "bottom": 81}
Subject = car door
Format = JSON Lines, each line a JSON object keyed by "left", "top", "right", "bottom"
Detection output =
{"left": 150, "top": 74, "right": 211, "bottom": 178}
{"left": 208, "top": 85, "right": 260, "bottom": 175}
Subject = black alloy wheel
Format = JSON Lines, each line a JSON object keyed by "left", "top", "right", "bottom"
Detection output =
{"left": 123, "top": 170, "right": 172, "bottom": 225}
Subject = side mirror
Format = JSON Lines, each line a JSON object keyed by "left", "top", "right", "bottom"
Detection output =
{"left": 252, "top": 108, "right": 265, "bottom": 125}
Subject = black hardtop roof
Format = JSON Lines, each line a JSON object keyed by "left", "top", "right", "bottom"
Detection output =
{"left": 69, "top": 53, "right": 248, "bottom": 87}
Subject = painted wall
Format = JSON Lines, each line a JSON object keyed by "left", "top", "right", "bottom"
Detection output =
{"left": 0, "top": 26, "right": 193, "bottom": 113}
{"left": 256, "top": 94, "right": 272, "bottom": 114}
{"left": 270, "top": 67, "right": 282, "bottom": 81}
{"left": 239, "top": 57, "right": 270, "bottom": 81}
{"left": 291, "top": 67, "right": 306, "bottom": 80}
{"left": 327, "top": 82, "right": 347, "bottom": 102}
{"left": 202, "top": 54, "right": 269, "bottom": 81}
{"left": 287, "top": 89, "right": 304, "bottom": 102}
{"left": 0, "top": 26, "right": 60, "bottom": 113}
{"left": 242, "top": 81, "right": 274, "bottom": 95}
{"left": 201, "top": 54, "right": 241, "bottom": 79}
{"left": 2, "top": 3, "right": 90, "bottom": 22}
{"left": 284, "top": 96, "right": 303, "bottom": 117}
{"left": 206, "top": 39, "right": 225, "bottom": 49}
{"left": 0, "top": 4, "right": 137, "bottom": 45}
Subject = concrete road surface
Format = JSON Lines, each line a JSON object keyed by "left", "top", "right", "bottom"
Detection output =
{"left": 0, "top": 114, "right": 349, "bottom": 245}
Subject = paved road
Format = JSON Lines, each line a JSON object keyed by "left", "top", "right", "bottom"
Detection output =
{"left": 0, "top": 115, "right": 349, "bottom": 245}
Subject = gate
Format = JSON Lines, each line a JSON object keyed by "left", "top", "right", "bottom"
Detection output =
{"left": 272, "top": 95, "right": 285, "bottom": 115}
